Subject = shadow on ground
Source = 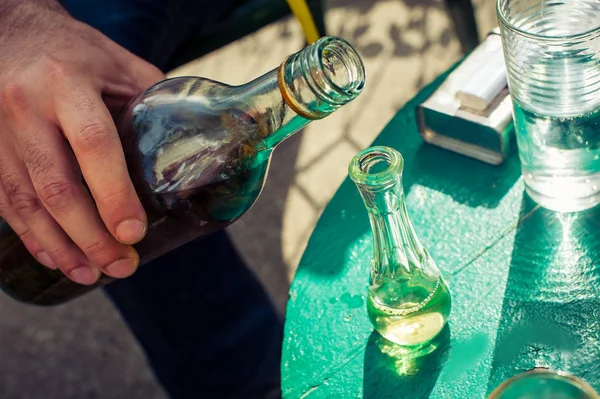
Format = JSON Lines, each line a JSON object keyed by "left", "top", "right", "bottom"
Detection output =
{"left": 486, "top": 199, "right": 600, "bottom": 394}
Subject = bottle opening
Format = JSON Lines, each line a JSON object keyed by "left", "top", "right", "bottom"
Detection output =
{"left": 319, "top": 37, "right": 366, "bottom": 101}
{"left": 280, "top": 36, "right": 366, "bottom": 119}
{"left": 359, "top": 152, "right": 393, "bottom": 174}
{"left": 349, "top": 146, "right": 403, "bottom": 186}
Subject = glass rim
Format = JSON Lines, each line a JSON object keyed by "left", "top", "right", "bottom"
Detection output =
{"left": 315, "top": 36, "right": 366, "bottom": 98}
{"left": 348, "top": 145, "right": 403, "bottom": 186}
{"left": 496, "top": 0, "right": 600, "bottom": 41}
{"left": 487, "top": 368, "right": 600, "bottom": 399}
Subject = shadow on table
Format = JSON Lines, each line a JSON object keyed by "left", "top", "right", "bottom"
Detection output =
{"left": 369, "top": 67, "right": 521, "bottom": 211}
{"left": 363, "top": 326, "right": 451, "bottom": 398}
{"left": 486, "top": 195, "right": 600, "bottom": 394}
{"left": 408, "top": 144, "right": 521, "bottom": 209}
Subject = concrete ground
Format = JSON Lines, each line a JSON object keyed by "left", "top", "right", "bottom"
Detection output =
{"left": 0, "top": 0, "right": 496, "bottom": 398}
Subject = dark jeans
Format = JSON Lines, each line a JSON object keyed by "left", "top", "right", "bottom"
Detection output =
{"left": 59, "top": 1, "right": 283, "bottom": 398}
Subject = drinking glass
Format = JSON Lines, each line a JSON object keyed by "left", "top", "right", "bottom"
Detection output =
{"left": 497, "top": 0, "right": 600, "bottom": 212}
{"left": 488, "top": 369, "right": 600, "bottom": 399}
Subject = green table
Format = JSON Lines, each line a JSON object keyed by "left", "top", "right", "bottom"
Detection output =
{"left": 281, "top": 69, "right": 600, "bottom": 398}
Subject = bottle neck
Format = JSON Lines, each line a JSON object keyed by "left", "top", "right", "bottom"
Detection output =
{"left": 279, "top": 36, "right": 365, "bottom": 119}
{"left": 349, "top": 147, "right": 435, "bottom": 280}
{"left": 361, "top": 177, "right": 424, "bottom": 278}
{"left": 235, "top": 67, "right": 309, "bottom": 151}
{"left": 240, "top": 36, "right": 366, "bottom": 151}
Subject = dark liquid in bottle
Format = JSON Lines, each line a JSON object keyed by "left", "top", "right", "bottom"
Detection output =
{"left": 0, "top": 77, "right": 279, "bottom": 305}
{"left": 0, "top": 157, "right": 270, "bottom": 305}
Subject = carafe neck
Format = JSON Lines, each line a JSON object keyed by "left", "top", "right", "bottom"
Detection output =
{"left": 349, "top": 147, "right": 436, "bottom": 280}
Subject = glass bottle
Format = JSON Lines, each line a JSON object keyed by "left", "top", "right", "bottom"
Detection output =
{"left": 349, "top": 146, "right": 451, "bottom": 347}
{"left": 0, "top": 36, "right": 366, "bottom": 306}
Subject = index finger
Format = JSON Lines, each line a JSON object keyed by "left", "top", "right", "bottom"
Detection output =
{"left": 53, "top": 84, "right": 147, "bottom": 245}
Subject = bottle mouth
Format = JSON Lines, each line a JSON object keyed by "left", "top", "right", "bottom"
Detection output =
{"left": 311, "top": 36, "right": 366, "bottom": 104}
{"left": 280, "top": 36, "right": 366, "bottom": 119}
{"left": 349, "top": 146, "right": 404, "bottom": 186}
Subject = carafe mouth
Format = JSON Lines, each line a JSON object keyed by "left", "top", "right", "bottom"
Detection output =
{"left": 349, "top": 146, "right": 404, "bottom": 187}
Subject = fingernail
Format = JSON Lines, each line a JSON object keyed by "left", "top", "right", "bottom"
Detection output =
{"left": 116, "top": 219, "right": 146, "bottom": 244}
{"left": 105, "top": 258, "right": 138, "bottom": 278}
{"left": 36, "top": 252, "right": 56, "bottom": 269}
{"left": 69, "top": 267, "right": 101, "bottom": 285}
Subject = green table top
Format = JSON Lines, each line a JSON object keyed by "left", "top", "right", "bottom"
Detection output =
{"left": 281, "top": 68, "right": 600, "bottom": 398}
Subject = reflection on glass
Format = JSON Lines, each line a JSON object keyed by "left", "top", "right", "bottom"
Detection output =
{"left": 488, "top": 368, "right": 600, "bottom": 399}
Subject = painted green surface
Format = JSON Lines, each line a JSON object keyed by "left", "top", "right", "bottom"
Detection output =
{"left": 281, "top": 70, "right": 600, "bottom": 398}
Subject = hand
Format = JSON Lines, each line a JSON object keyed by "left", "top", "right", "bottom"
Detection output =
{"left": 0, "top": 0, "right": 166, "bottom": 285}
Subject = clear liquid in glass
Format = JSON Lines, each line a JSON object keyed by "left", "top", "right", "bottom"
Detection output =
{"left": 513, "top": 102, "right": 600, "bottom": 212}
{"left": 498, "top": 0, "right": 600, "bottom": 212}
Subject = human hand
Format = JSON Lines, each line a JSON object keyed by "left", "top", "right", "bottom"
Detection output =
{"left": 0, "top": 0, "right": 166, "bottom": 285}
